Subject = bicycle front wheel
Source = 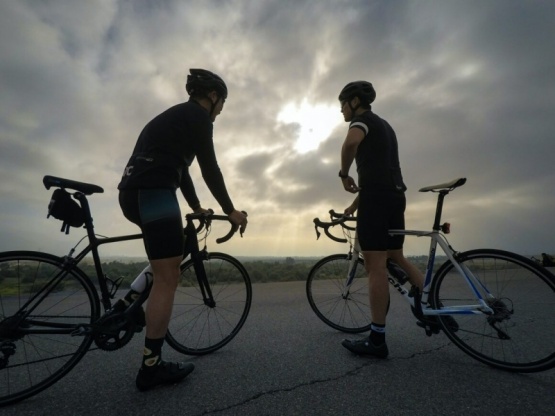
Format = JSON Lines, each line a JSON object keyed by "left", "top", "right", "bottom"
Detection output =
{"left": 0, "top": 251, "right": 100, "bottom": 406}
{"left": 166, "top": 252, "right": 252, "bottom": 355}
{"left": 306, "top": 254, "right": 371, "bottom": 333}
{"left": 431, "top": 249, "right": 555, "bottom": 372}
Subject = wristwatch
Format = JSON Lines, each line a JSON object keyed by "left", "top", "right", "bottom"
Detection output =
{"left": 338, "top": 170, "right": 349, "bottom": 178}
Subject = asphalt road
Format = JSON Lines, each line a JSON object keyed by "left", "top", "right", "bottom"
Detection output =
{"left": 3, "top": 281, "right": 554, "bottom": 416}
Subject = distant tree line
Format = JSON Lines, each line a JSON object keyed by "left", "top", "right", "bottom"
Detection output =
{"left": 83, "top": 256, "right": 437, "bottom": 286}
{"left": 0, "top": 258, "right": 316, "bottom": 292}
{"left": 242, "top": 258, "right": 315, "bottom": 283}
{"left": 2, "top": 253, "right": 542, "bottom": 292}
{"left": 83, "top": 258, "right": 317, "bottom": 286}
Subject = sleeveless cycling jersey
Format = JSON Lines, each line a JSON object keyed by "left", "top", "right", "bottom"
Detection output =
{"left": 118, "top": 100, "right": 234, "bottom": 214}
{"left": 349, "top": 110, "right": 407, "bottom": 193}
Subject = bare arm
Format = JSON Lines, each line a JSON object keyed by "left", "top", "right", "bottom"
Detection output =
{"left": 344, "top": 195, "right": 360, "bottom": 216}
{"left": 340, "top": 127, "right": 365, "bottom": 193}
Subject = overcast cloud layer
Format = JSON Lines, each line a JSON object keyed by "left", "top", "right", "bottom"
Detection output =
{"left": 1, "top": 0, "right": 554, "bottom": 259}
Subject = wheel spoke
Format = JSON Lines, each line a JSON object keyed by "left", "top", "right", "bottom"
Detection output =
{"left": 166, "top": 253, "right": 251, "bottom": 355}
{"left": 431, "top": 249, "right": 555, "bottom": 372}
{"left": 306, "top": 254, "right": 372, "bottom": 333}
{"left": 0, "top": 252, "right": 98, "bottom": 405}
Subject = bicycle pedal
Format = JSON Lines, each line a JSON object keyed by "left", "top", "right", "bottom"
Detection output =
{"left": 0, "top": 342, "right": 16, "bottom": 356}
{"left": 416, "top": 320, "right": 440, "bottom": 336}
{"left": 71, "top": 325, "right": 92, "bottom": 336}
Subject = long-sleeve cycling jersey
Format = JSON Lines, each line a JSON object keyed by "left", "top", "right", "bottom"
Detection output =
{"left": 118, "top": 100, "right": 234, "bottom": 214}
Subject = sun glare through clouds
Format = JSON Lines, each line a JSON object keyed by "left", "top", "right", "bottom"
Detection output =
{"left": 277, "top": 99, "right": 342, "bottom": 154}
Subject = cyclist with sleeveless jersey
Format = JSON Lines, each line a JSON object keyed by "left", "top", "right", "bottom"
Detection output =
{"left": 118, "top": 69, "right": 248, "bottom": 390}
{"left": 337, "top": 81, "right": 424, "bottom": 358}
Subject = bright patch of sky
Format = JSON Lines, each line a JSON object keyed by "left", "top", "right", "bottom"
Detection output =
{"left": 277, "top": 99, "right": 342, "bottom": 154}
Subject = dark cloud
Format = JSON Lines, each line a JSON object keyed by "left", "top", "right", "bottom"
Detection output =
{"left": 1, "top": 0, "right": 554, "bottom": 257}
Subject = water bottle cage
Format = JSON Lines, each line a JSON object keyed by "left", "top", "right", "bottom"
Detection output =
{"left": 386, "top": 259, "right": 409, "bottom": 285}
{"left": 104, "top": 275, "right": 123, "bottom": 299}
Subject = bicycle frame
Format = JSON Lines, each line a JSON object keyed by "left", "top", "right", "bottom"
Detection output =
{"left": 66, "top": 193, "right": 231, "bottom": 312}
{"left": 395, "top": 230, "right": 494, "bottom": 315}
{"left": 344, "top": 229, "right": 495, "bottom": 317}
{"left": 12, "top": 193, "right": 224, "bottom": 336}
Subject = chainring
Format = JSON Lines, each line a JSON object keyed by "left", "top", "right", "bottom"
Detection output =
{"left": 93, "top": 313, "right": 136, "bottom": 351}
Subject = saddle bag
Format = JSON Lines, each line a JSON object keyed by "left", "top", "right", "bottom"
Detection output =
{"left": 47, "top": 189, "right": 85, "bottom": 234}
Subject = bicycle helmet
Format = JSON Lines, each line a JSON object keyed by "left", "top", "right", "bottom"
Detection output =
{"left": 186, "top": 68, "right": 228, "bottom": 99}
{"left": 338, "top": 81, "right": 376, "bottom": 105}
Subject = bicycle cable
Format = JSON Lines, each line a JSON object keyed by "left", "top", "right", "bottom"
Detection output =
{"left": 67, "top": 235, "right": 89, "bottom": 253}
{"left": 198, "top": 219, "right": 211, "bottom": 249}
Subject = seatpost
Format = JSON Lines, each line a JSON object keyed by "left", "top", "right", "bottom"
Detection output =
{"left": 432, "top": 191, "right": 448, "bottom": 231}
{"left": 74, "top": 193, "right": 95, "bottom": 234}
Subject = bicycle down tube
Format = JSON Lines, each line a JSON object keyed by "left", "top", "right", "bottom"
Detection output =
{"left": 388, "top": 229, "right": 494, "bottom": 316}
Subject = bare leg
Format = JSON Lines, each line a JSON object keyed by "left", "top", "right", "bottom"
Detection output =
{"left": 387, "top": 248, "right": 424, "bottom": 290}
{"left": 135, "top": 254, "right": 195, "bottom": 391}
{"left": 361, "top": 250, "right": 389, "bottom": 325}
{"left": 145, "top": 255, "right": 182, "bottom": 339}
{"left": 342, "top": 250, "right": 390, "bottom": 357}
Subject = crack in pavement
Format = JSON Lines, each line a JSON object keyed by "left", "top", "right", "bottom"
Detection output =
{"left": 196, "top": 342, "right": 453, "bottom": 415}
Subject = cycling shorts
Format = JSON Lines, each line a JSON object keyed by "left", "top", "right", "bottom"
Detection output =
{"left": 119, "top": 189, "right": 184, "bottom": 260}
{"left": 356, "top": 190, "right": 406, "bottom": 251}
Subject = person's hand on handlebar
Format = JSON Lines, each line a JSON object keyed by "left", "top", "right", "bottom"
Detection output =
{"left": 193, "top": 207, "right": 211, "bottom": 214}
{"left": 228, "top": 209, "right": 248, "bottom": 234}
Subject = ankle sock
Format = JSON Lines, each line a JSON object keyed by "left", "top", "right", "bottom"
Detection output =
{"left": 142, "top": 337, "right": 164, "bottom": 371}
{"left": 370, "top": 323, "right": 386, "bottom": 345}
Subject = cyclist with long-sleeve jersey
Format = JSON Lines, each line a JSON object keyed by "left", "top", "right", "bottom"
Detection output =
{"left": 117, "top": 68, "right": 247, "bottom": 391}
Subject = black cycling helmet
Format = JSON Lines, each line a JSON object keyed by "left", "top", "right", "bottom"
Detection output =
{"left": 186, "top": 68, "right": 228, "bottom": 99}
{"left": 338, "top": 81, "right": 376, "bottom": 105}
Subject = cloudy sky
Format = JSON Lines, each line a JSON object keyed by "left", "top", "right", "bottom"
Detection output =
{"left": 1, "top": 0, "right": 554, "bottom": 260}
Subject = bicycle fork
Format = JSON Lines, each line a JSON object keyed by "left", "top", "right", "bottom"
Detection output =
{"left": 342, "top": 250, "right": 360, "bottom": 299}
{"left": 192, "top": 250, "right": 216, "bottom": 308}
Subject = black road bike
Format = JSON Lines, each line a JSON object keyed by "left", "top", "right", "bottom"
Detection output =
{"left": 0, "top": 176, "right": 252, "bottom": 406}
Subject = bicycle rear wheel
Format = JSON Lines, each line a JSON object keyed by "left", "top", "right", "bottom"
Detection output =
{"left": 306, "top": 254, "right": 371, "bottom": 333}
{"left": 0, "top": 251, "right": 99, "bottom": 406}
{"left": 166, "top": 252, "right": 252, "bottom": 355}
{"left": 431, "top": 249, "right": 555, "bottom": 372}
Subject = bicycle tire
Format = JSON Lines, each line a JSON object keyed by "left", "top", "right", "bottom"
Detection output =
{"left": 0, "top": 251, "right": 100, "bottom": 406}
{"left": 430, "top": 249, "right": 555, "bottom": 372}
{"left": 306, "top": 254, "right": 372, "bottom": 333}
{"left": 166, "top": 252, "right": 252, "bottom": 355}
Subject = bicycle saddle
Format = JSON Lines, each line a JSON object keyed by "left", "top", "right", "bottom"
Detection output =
{"left": 43, "top": 175, "right": 104, "bottom": 195}
{"left": 419, "top": 177, "right": 466, "bottom": 193}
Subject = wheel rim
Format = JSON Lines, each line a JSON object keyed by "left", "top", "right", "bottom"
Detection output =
{"left": 307, "top": 255, "right": 371, "bottom": 333}
{"left": 0, "top": 253, "right": 97, "bottom": 405}
{"left": 167, "top": 253, "right": 252, "bottom": 355}
{"left": 432, "top": 250, "right": 555, "bottom": 371}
